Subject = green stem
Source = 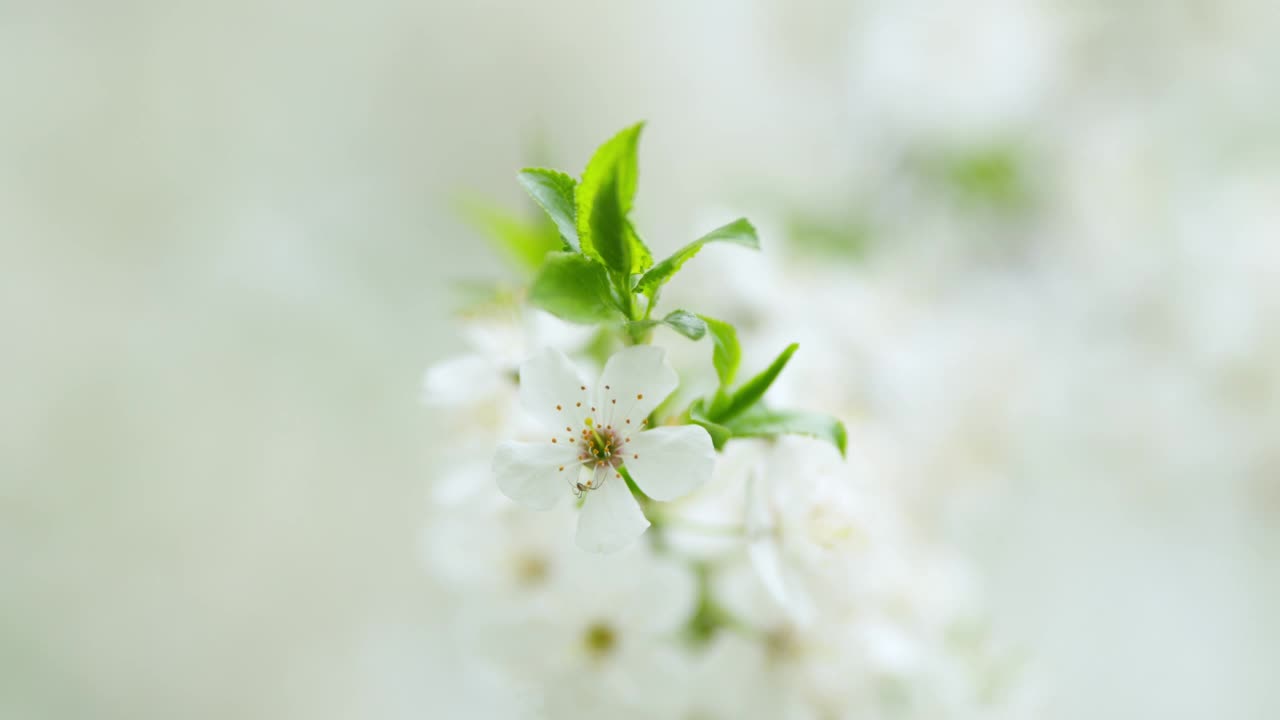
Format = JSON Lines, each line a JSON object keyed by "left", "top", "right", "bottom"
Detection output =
{"left": 616, "top": 272, "right": 639, "bottom": 321}
{"left": 642, "top": 286, "right": 661, "bottom": 321}
{"left": 616, "top": 274, "right": 657, "bottom": 345}
{"left": 623, "top": 325, "right": 652, "bottom": 346}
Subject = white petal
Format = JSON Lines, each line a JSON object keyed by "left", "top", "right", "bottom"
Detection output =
{"left": 575, "top": 472, "right": 650, "bottom": 553}
{"left": 624, "top": 425, "right": 715, "bottom": 501}
{"left": 517, "top": 347, "right": 592, "bottom": 430}
{"left": 745, "top": 467, "right": 813, "bottom": 625}
{"left": 595, "top": 345, "right": 678, "bottom": 428}
{"left": 492, "top": 441, "right": 577, "bottom": 510}
{"left": 421, "top": 354, "right": 502, "bottom": 406}
{"left": 744, "top": 467, "right": 782, "bottom": 603}
{"left": 460, "top": 320, "right": 522, "bottom": 364}
{"left": 522, "top": 308, "right": 595, "bottom": 351}
{"left": 747, "top": 539, "right": 791, "bottom": 613}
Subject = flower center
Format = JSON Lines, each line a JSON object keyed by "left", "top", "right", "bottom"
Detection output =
{"left": 511, "top": 552, "right": 550, "bottom": 586}
{"left": 552, "top": 388, "right": 648, "bottom": 498}
{"left": 582, "top": 621, "right": 618, "bottom": 660}
{"left": 581, "top": 426, "right": 624, "bottom": 468}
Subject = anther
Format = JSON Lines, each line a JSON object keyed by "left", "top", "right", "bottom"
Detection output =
{"left": 580, "top": 385, "right": 586, "bottom": 391}
{"left": 605, "top": 385, "right": 610, "bottom": 390}
{"left": 615, "top": 473, "right": 621, "bottom": 478}
{"left": 576, "top": 402, "right": 581, "bottom": 407}
{"left": 625, "top": 419, "right": 631, "bottom": 424}
{"left": 591, "top": 406, "right": 596, "bottom": 412}
{"left": 566, "top": 426, "right": 572, "bottom": 432}
{"left": 559, "top": 466, "right": 564, "bottom": 471}
{"left": 552, "top": 438, "right": 557, "bottom": 443}
{"left": 556, "top": 404, "right": 562, "bottom": 411}
{"left": 637, "top": 393, "right": 643, "bottom": 400}
{"left": 611, "top": 399, "right": 616, "bottom": 404}
{"left": 633, "top": 454, "right": 638, "bottom": 459}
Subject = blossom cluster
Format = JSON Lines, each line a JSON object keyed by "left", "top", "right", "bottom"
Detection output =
{"left": 420, "top": 308, "right": 1025, "bottom": 718}
{"left": 417, "top": 124, "right": 1027, "bottom": 718}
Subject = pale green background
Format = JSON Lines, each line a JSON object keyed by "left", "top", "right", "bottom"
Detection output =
{"left": 3, "top": 1, "right": 1278, "bottom": 718}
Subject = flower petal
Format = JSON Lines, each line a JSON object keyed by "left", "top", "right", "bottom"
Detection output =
{"left": 595, "top": 345, "right": 678, "bottom": 428}
{"left": 745, "top": 468, "right": 795, "bottom": 617}
{"left": 421, "top": 354, "right": 502, "bottom": 406}
{"left": 518, "top": 347, "right": 592, "bottom": 430}
{"left": 624, "top": 425, "right": 715, "bottom": 501}
{"left": 493, "top": 441, "right": 577, "bottom": 510}
{"left": 745, "top": 466, "right": 814, "bottom": 624}
{"left": 575, "top": 472, "right": 650, "bottom": 553}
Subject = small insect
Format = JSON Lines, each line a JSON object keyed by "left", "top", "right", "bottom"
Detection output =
{"left": 570, "top": 473, "right": 607, "bottom": 499}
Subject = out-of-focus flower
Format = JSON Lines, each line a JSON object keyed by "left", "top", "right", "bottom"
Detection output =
{"left": 744, "top": 436, "right": 854, "bottom": 625}
{"left": 421, "top": 308, "right": 593, "bottom": 436}
{"left": 493, "top": 345, "right": 715, "bottom": 552}
{"left": 485, "top": 544, "right": 697, "bottom": 718}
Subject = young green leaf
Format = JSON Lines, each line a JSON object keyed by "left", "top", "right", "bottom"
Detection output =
{"left": 624, "top": 309, "right": 708, "bottom": 341}
{"left": 706, "top": 387, "right": 732, "bottom": 419}
{"left": 698, "top": 315, "right": 741, "bottom": 388}
{"left": 723, "top": 406, "right": 848, "bottom": 457}
{"left": 528, "top": 252, "right": 621, "bottom": 323}
{"left": 659, "top": 309, "right": 707, "bottom": 340}
{"left": 517, "top": 168, "right": 579, "bottom": 250}
{"left": 625, "top": 219, "right": 654, "bottom": 276}
{"left": 458, "top": 197, "right": 563, "bottom": 270}
{"left": 636, "top": 218, "right": 760, "bottom": 297}
{"left": 575, "top": 123, "right": 654, "bottom": 275}
{"left": 688, "top": 399, "right": 732, "bottom": 450}
{"left": 714, "top": 343, "right": 798, "bottom": 422}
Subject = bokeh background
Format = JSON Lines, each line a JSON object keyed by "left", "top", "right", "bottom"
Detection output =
{"left": 4, "top": 1, "right": 1279, "bottom": 718}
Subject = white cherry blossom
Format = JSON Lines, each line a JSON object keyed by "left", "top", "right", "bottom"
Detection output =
{"left": 493, "top": 345, "right": 715, "bottom": 553}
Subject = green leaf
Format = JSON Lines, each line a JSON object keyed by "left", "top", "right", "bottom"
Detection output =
{"left": 714, "top": 343, "right": 798, "bottom": 422}
{"left": 936, "top": 144, "right": 1030, "bottom": 211}
{"left": 699, "top": 315, "right": 741, "bottom": 389}
{"left": 575, "top": 123, "right": 653, "bottom": 275}
{"left": 636, "top": 218, "right": 759, "bottom": 297}
{"left": 723, "top": 406, "right": 848, "bottom": 457}
{"left": 518, "top": 168, "right": 579, "bottom": 250}
{"left": 786, "top": 211, "right": 874, "bottom": 262}
{"left": 688, "top": 399, "right": 731, "bottom": 450}
{"left": 659, "top": 309, "right": 706, "bottom": 340}
{"left": 706, "top": 388, "right": 732, "bottom": 419}
{"left": 626, "top": 219, "right": 654, "bottom": 276}
{"left": 624, "top": 309, "right": 707, "bottom": 341}
{"left": 528, "top": 252, "right": 621, "bottom": 323}
{"left": 458, "top": 197, "right": 562, "bottom": 270}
